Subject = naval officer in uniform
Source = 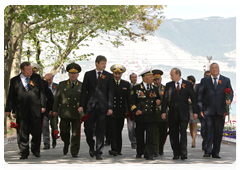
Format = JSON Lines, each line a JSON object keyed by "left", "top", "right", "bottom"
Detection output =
{"left": 108, "top": 64, "right": 131, "bottom": 156}
{"left": 52, "top": 63, "right": 82, "bottom": 158}
{"left": 129, "top": 67, "right": 161, "bottom": 160}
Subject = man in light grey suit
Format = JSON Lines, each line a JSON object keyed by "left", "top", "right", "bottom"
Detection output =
{"left": 44, "top": 73, "right": 59, "bottom": 149}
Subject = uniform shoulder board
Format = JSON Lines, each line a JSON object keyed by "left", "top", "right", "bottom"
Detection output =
{"left": 134, "top": 83, "right": 141, "bottom": 86}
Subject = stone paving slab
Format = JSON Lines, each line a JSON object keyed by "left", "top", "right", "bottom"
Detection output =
{"left": 4, "top": 122, "right": 237, "bottom": 167}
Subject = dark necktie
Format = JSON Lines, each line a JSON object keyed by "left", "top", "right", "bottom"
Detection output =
{"left": 72, "top": 82, "right": 75, "bottom": 88}
{"left": 147, "top": 84, "right": 150, "bottom": 90}
{"left": 97, "top": 72, "right": 101, "bottom": 85}
{"left": 213, "top": 78, "right": 217, "bottom": 90}
{"left": 25, "top": 77, "right": 30, "bottom": 91}
{"left": 176, "top": 82, "right": 180, "bottom": 94}
{"left": 116, "top": 80, "right": 119, "bottom": 85}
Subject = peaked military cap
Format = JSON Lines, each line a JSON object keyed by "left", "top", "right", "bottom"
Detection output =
{"left": 66, "top": 63, "right": 81, "bottom": 73}
{"left": 110, "top": 64, "right": 126, "bottom": 73}
{"left": 31, "top": 63, "right": 41, "bottom": 72}
{"left": 152, "top": 69, "right": 164, "bottom": 79}
{"left": 139, "top": 66, "right": 153, "bottom": 77}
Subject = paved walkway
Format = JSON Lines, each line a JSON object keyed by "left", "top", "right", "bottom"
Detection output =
{"left": 4, "top": 121, "right": 237, "bottom": 169}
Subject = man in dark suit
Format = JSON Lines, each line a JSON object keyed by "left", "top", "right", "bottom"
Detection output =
{"left": 198, "top": 63, "right": 233, "bottom": 158}
{"left": 108, "top": 64, "right": 131, "bottom": 156}
{"left": 44, "top": 73, "right": 59, "bottom": 149}
{"left": 31, "top": 63, "right": 54, "bottom": 150}
{"left": 78, "top": 55, "right": 114, "bottom": 160}
{"left": 161, "top": 68, "right": 198, "bottom": 160}
{"left": 129, "top": 67, "right": 161, "bottom": 160}
{"left": 5, "top": 62, "right": 46, "bottom": 159}
{"left": 52, "top": 63, "right": 82, "bottom": 158}
{"left": 195, "top": 70, "right": 211, "bottom": 151}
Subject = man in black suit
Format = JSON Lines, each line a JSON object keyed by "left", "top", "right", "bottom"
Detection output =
{"left": 108, "top": 64, "right": 131, "bottom": 156}
{"left": 198, "top": 63, "right": 233, "bottom": 158}
{"left": 195, "top": 70, "right": 211, "bottom": 151}
{"left": 129, "top": 67, "right": 161, "bottom": 160}
{"left": 44, "top": 73, "right": 59, "bottom": 149}
{"left": 5, "top": 62, "right": 46, "bottom": 159}
{"left": 78, "top": 55, "right": 114, "bottom": 160}
{"left": 161, "top": 68, "right": 198, "bottom": 160}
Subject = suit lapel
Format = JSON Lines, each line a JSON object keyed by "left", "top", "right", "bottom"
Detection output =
{"left": 92, "top": 70, "right": 98, "bottom": 86}
{"left": 18, "top": 74, "right": 27, "bottom": 92}
{"left": 216, "top": 75, "right": 222, "bottom": 91}
{"left": 98, "top": 70, "right": 106, "bottom": 87}
{"left": 208, "top": 76, "right": 215, "bottom": 91}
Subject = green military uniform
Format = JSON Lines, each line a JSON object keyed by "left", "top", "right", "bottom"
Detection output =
{"left": 153, "top": 84, "right": 169, "bottom": 155}
{"left": 52, "top": 63, "right": 82, "bottom": 157}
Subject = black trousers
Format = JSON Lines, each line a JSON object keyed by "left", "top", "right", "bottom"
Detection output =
{"left": 84, "top": 102, "right": 106, "bottom": 155}
{"left": 199, "top": 116, "right": 206, "bottom": 149}
{"left": 16, "top": 111, "right": 42, "bottom": 157}
{"left": 153, "top": 122, "right": 168, "bottom": 154}
{"left": 109, "top": 117, "right": 125, "bottom": 153}
{"left": 169, "top": 114, "right": 188, "bottom": 156}
{"left": 204, "top": 113, "right": 225, "bottom": 155}
{"left": 136, "top": 122, "right": 154, "bottom": 157}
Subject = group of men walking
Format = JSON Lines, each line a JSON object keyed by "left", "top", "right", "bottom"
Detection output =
{"left": 5, "top": 55, "right": 233, "bottom": 161}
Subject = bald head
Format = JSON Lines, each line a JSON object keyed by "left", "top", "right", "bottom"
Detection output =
{"left": 45, "top": 73, "right": 54, "bottom": 86}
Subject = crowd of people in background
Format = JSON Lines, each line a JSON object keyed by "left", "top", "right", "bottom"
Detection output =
{"left": 5, "top": 55, "right": 234, "bottom": 161}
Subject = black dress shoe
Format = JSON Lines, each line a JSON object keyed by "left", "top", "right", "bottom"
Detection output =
{"left": 20, "top": 155, "right": 28, "bottom": 159}
{"left": 72, "top": 154, "right": 78, "bottom": 158}
{"left": 212, "top": 154, "right": 221, "bottom": 158}
{"left": 153, "top": 153, "right": 159, "bottom": 157}
{"left": 136, "top": 154, "right": 142, "bottom": 158}
{"left": 191, "top": 145, "right": 195, "bottom": 148}
{"left": 109, "top": 150, "right": 117, "bottom": 156}
{"left": 43, "top": 146, "right": 50, "bottom": 149}
{"left": 131, "top": 145, "right": 137, "bottom": 149}
{"left": 173, "top": 156, "right": 179, "bottom": 159}
{"left": 117, "top": 152, "right": 122, "bottom": 155}
{"left": 146, "top": 156, "right": 154, "bottom": 160}
{"left": 63, "top": 145, "right": 69, "bottom": 155}
{"left": 96, "top": 154, "right": 102, "bottom": 160}
{"left": 159, "top": 152, "right": 164, "bottom": 156}
{"left": 33, "top": 152, "right": 41, "bottom": 158}
{"left": 181, "top": 155, "right": 188, "bottom": 160}
{"left": 203, "top": 153, "right": 211, "bottom": 157}
{"left": 89, "top": 150, "right": 95, "bottom": 157}
{"left": 52, "top": 143, "right": 56, "bottom": 148}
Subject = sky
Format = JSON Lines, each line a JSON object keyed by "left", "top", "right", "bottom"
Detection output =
{"left": 163, "top": 5, "right": 236, "bottom": 19}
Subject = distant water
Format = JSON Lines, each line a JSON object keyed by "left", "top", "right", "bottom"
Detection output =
{"left": 230, "top": 102, "right": 236, "bottom": 115}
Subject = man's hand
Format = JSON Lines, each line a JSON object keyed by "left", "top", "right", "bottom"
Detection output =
{"left": 156, "top": 99, "right": 161, "bottom": 106}
{"left": 49, "top": 111, "right": 53, "bottom": 116}
{"left": 78, "top": 107, "right": 83, "bottom": 114}
{"left": 193, "top": 113, "right": 198, "bottom": 120}
{"left": 200, "top": 111, "right": 204, "bottom": 117}
{"left": 41, "top": 108, "right": 46, "bottom": 113}
{"left": 6, "top": 112, "right": 11, "bottom": 117}
{"left": 188, "top": 98, "right": 192, "bottom": 103}
{"left": 135, "top": 110, "right": 142, "bottom": 115}
{"left": 161, "top": 113, "right": 166, "bottom": 120}
{"left": 107, "top": 109, "right": 113, "bottom": 115}
{"left": 52, "top": 112, "right": 58, "bottom": 117}
{"left": 226, "top": 99, "right": 231, "bottom": 106}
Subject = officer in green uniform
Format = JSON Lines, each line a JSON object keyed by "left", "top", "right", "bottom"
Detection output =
{"left": 152, "top": 69, "right": 168, "bottom": 157}
{"left": 129, "top": 67, "right": 161, "bottom": 160}
{"left": 52, "top": 63, "right": 82, "bottom": 158}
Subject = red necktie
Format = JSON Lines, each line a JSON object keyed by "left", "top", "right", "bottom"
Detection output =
{"left": 176, "top": 82, "right": 180, "bottom": 94}
{"left": 97, "top": 72, "right": 101, "bottom": 85}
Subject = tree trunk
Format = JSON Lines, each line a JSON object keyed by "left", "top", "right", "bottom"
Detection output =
{"left": 4, "top": 22, "right": 23, "bottom": 134}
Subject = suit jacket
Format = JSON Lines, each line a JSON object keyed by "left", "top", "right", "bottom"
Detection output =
{"left": 198, "top": 74, "right": 233, "bottom": 116}
{"left": 5, "top": 73, "right": 46, "bottom": 119}
{"left": 129, "top": 82, "right": 160, "bottom": 122}
{"left": 156, "top": 84, "right": 168, "bottom": 122}
{"left": 161, "top": 79, "right": 198, "bottom": 122}
{"left": 111, "top": 79, "right": 131, "bottom": 119}
{"left": 52, "top": 79, "right": 82, "bottom": 119}
{"left": 79, "top": 69, "right": 114, "bottom": 114}
{"left": 42, "top": 79, "right": 54, "bottom": 112}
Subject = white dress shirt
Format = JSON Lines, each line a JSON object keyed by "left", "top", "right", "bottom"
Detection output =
{"left": 175, "top": 78, "right": 183, "bottom": 89}
{"left": 211, "top": 74, "right": 220, "bottom": 85}
{"left": 142, "top": 81, "right": 150, "bottom": 90}
{"left": 95, "top": 69, "right": 103, "bottom": 79}
{"left": 20, "top": 73, "right": 29, "bottom": 88}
